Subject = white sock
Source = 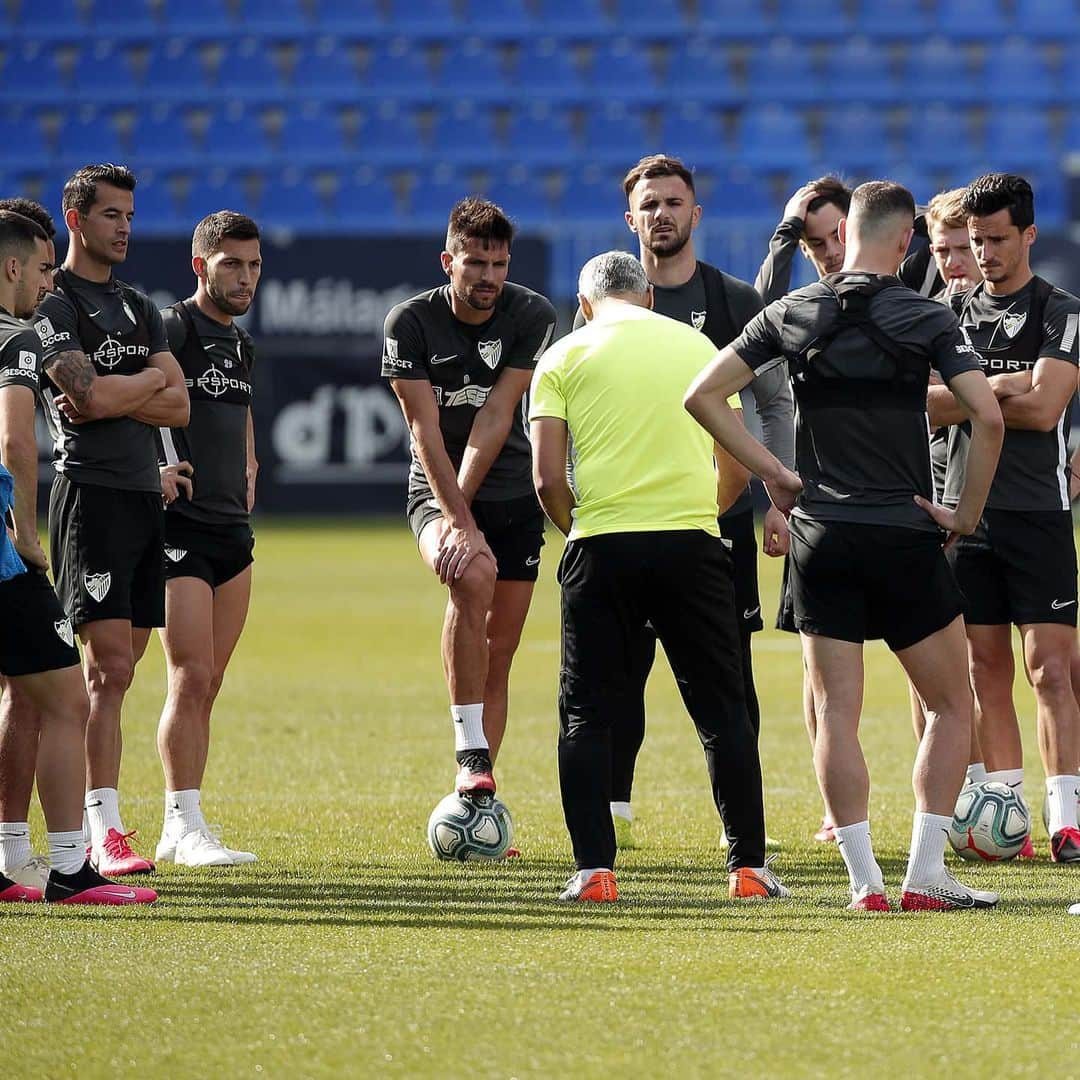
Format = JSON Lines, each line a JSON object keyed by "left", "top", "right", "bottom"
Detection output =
{"left": 576, "top": 867, "right": 611, "bottom": 882}
{"left": 1046, "top": 775, "right": 1080, "bottom": 835}
{"left": 904, "top": 811, "right": 952, "bottom": 887}
{"left": 85, "top": 788, "right": 123, "bottom": 844}
{"left": 987, "top": 768, "right": 1024, "bottom": 803}
{"left": 610, "top": 801, "right": 633, "bottom": 822}
{"left": 47, "top": 830, "right": 85, "bottom": 876}
{"left": 0, "top": 822, "right": 32, "bottom": 874}
{"left": 834, "top": 821, "right": 884, "bottom": 893}
{"left": 451, "top": 703, "right": 487, "bottom": 754}
{"left": 165, "top": 789, "right": 204, "bottom": 837}
{"left": 81, "top": 810, "right": 90, "bottom": 847}
{"left": 965, "top": 761, "right": 988, "bottom": 786}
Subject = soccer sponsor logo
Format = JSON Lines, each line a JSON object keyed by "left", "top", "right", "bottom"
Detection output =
{"left": 92, "top": 336, "right": 149, "bottom": 371}
{"left": 83, "top": 571, "right": 111, "bottom": 603}
{"left": 478, "top": 340, "right": 502, "bottom": 369}
{"left": 164, "top": 546, "right": 188, "bottom": 563}
{"left": 18, "top": 350, "right": 36, "bottom": 371}
{"left": 34, "top": 317, "right": 70, "bottom": 349}
{"left": 54, "top": 617, "right": 74, "bottom": 647}
{"left": 691, "top": 310, "right": 706, "bottom": 331}
{"left": 434, "top": 384, "right": 492, "bottom": 408}
{"left": 1001, "top": 310, "right": 1026, "bottom": 338}
{"left": 382, "top": 337, "right": 411, "bottom": 370}
{"left": 195, "top": 364, "right": 250, "bottom": 398}
{"left": 0, "top": 366, "right": 37, "bottom": 383}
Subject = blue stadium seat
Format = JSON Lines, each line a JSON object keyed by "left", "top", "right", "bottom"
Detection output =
{"left": 292, "top": 38, "right": 363, "bottom": 94}
{"left": 984, "top": 105, "right": 1056, "bottom": 166}
{"left": 0, "top": 107, "right": 50, "bottom": 166}
{"left": 656, "top": 102, "right": 728, "bottom": 166}
{"left": 482, "top": 167, "right": 549, "bottom": 225}
{"left": 336, "top": 168, "right": 402, "bottom": 227}
{"left": 0, "top": 41, "right": 78, "bottom": 104}
{"left": 429, "top": 102, "right": 501, "bottom": 164}
{"left": 200, "top": 107, "right": 273, "bottom": 165}
{"left": 160, "top": 0, "right": 240, "bottom": 32}
{"left": 1031, "top": 169, "right": 1066, "bottom": 225}
{"left": 129, "top": 104, "right": 195, "bottom": 166}
{"left": 237, "top": 0, "right": 314, "bottom": 32}
{"left": 272, "top": 104, "right": 348, "bottom": 163}
{"left": 361, "top": 40, "right": 435, "bottom": 96}
{"left": 819, "top": 105, "right": 893, "bottom": 173}
{"left": 771, "top": 0, "right": 853, "bottom": 39}
{"left": 821, "top": 38, "right": 899, "bottom": 105}
{"left": 12, "top": 0, "right": 91, "bottom": 33}
{"left": 694, "top": 167, "right": 773, "bottom": 218}
{"left": 563, "top": 168, "right": 627, "bottom": 220}
{"left": 745, "top": 39, "right": 824, "bottom": 104}
{"left": 385, "top": 0, "right": 458, "bottom": 34}
{"left": 143, "top": 40, "right": 214, "bottom": 100}
{"left": 458, "top": 0, "right": 535, "bottom": 32}
{"left": 93, "top": 0, "right": 162, "bottom": 37}
{"left": 698, "top": 0, "right": 773, "bottom": 38}
{"left": 508, "top": 38, "right": 586, "bottom": 100}
{"left": 431, "top": 40, "right": 506, "bottom": 98}
{"left": 57, "top": 108, "right": 129, "bottom": 167}
{"left": 532, "top": 0, "right": 611, "bottom": 32}
{"left": 855, "top": 0, "right": 933, "bottom": 38}
{"left": 901, "top": 37, "right": 981, "bottom": 104}
{"left": 215, "top": 37, "right": 287, "bottom": 96}
{"left": 735, "top": 106, "right": 812, "bottom": 169}
{"left": 72, "top": 40, "right": 139, "bottom": 99}
{"left": 587, "top": 40, "right": 660, "bottom": 99}
{"left": 613, "top": 0, "right": 690, "bottom": 29}
{"left": 1062, "top": 107, "right": 1080, "bottom": 154}
{"left": 353, "top": 103, "right": 423, "bottom": 162}
{"left": 504, "top": 105, "right": 576, "bottom": 165}
{"left": 581, "top": 103, "right": 650, "bottom": 163}
{"left": 407, "top": 168, "right": 477, "bottom": 220}
{"left": 935, "top": 0, "right": 1010, "bottom": 38}
{"left": 1013, "top": 0, "right": 1080, "bottom": 39}
{"left": 665, "top": 40, "right": 741, "bottom": 105}
{"left": 318, "top": 0, "right": 385, "bottom": 34}
{"left": 979, "top": 38, "right": 1058, "bottom": 104}
{"left": 906, "top": 104, "right": 980, "bottom": 170}
{"left": 183, "top": 169, "right": 253, "bottom": 221}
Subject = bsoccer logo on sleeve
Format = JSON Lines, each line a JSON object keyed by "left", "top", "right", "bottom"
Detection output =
{"left": 18, "top": 351, "right": 35, "bottom": 370}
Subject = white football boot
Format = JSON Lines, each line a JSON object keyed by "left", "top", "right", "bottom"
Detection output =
{"left": 156, "top": 824, "right": 257, "bottom": 866}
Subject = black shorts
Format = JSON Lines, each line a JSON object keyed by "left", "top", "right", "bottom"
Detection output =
{"left": 407, "top": 490, "right": 545, "bottom": 582}
{"left": 164, "top": 513, "right": 255, "bottom": 589}
{"left": 718, "top": 508, "right": 762, "bottom": 634}
{"left": 0, "top": 569, "right": 81, "bottom": 677}
{"left": 947, "top": 508, "right": 1078, "bottom": 627}
{"left": 49, "top": 474, "right": 165, "bottom": 629}
{"left": 789, "top": 516, "right": 963, "bottom": 651}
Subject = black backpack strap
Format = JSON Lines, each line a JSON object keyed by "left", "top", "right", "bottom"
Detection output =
{"left": 698, "top": 262, "right": 740, "bottom": 349}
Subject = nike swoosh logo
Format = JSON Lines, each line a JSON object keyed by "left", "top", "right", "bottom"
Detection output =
{"left": 107, "top": 888, "right": 138, "bottom": 899}
{"left": 743, "top": 607, "right": 760, "bottom": 620}
{"left": 58, "top": 843, "right": 79, "bottom": 849}
{"left": 430, "top": 354, "right": 457, "bottom": 365}
{"left": 1051, "top": 599, "right": 1077, "bottom": 610}
{"left": 87, "top": 309, "right": 101, "bottom": 317}
{"left": 85, "top": 800, "right": 103, "bottom": 807}
{"left": 525, "top": 555, "right": 540, "bottom": 566}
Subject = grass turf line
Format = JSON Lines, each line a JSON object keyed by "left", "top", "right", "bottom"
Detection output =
{"left": 3, "top": 519, "right": 1079, "bottom": 1078}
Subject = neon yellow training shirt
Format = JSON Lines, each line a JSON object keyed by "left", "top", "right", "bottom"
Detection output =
{"left": 529, "top": 302, "right": 742, "bottom": 541}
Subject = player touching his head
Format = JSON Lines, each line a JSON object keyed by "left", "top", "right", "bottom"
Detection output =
{"left": 146, "top": 211, "right": 262, "bottom": 867}
{"left": 688, "top": 181, "right": 1004, "bottom": 911}
{"left": 383, "top": 199, "right": 556, "bottom": 816}
{"left": 929, "top": 173, "right": 1080, "bottom": 863}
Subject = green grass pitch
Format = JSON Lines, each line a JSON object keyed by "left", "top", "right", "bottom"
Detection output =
{"left": 5, "top": 520, "right": 1080, "bottom": 1078}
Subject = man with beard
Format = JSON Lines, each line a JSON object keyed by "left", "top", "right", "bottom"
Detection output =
{"left": 35, "top": 163, "right": 189, "bottom": 876}
{"left": 573, "top": 155, "right": 794, "bottom": 850}
{"left": 383, "top": 198, "right": 556, "bottom": 813}
{"left": 147, "top": 211, "right": 262, "bottom": 867}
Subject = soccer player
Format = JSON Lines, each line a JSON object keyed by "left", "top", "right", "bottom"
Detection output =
{"left": 142, "top": 211, "right": 261, "bottom": 867}
{"left": 0, "top": 209, "right": 155, "bottom": 904}
{"left": 531, "top": 250, "right": 789, "bottom": 903}
{"left": 928, "top": 173, "right": 1080, "bottom": 863}
{"left": 382, "top": 198, "right": 556, "bottom": 805}
{"left": 586, "top": 155, "right": 794, "bottom": 849}
{"left": 34, "top": 163, "right": 190, "bottom": 876}
{"left": 686, "top": 181, "right": 1005, "bottom": 911}
{"left": 757, "top": 176, "right": 853, "bottom": 844}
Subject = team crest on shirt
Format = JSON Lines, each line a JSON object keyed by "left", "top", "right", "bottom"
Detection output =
{"left": 164, "top": 546, "right": 187, "bottom": 563}
{"left": 478, "top": 340, "right": 502, "bottom": 369}
{"left": 83, "top": 571, "right": 111, "bottom": 603}
{"left": 691, "top": 311, "right": 706, "bottom": 331}
{"left": 53, "top": 618, "right": 74, "bottom": 647}
{"left": 1002, "top": 310, "right": 1027, "bottom": 338}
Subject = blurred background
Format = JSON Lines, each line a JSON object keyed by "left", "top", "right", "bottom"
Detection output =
{"left": 4, "top": 0, "right": 1079, "bottom": 511}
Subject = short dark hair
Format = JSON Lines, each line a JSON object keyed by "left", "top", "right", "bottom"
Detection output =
{"left": 622, "top": 154, "right": 695, "bottom": 199}
{"left": 961, "top": 173, "right": 1034, "bottom": 231}
{"left": 806, "top": 175, "right": 853, "bottom": 217}
{"left": 0, "top": 197, "right": 55, "bottom": 239}
{"left": 850, "top": 180, "right": 916, "bottom": 224}
{"left": 0, "top": 209, "right": 49, "bottom": 264}
{"left": 445, "top": 197, "right": 514, "bottom": 255}
{"left": 62, "top": 163, "right": 137, "bottom": 216}
{"left": 192, "top": 210, "right": 261, "bottom": 260}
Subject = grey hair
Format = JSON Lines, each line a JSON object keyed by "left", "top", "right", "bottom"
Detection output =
{"left": 578, "top": 250, "right": 650, "bottom": 303}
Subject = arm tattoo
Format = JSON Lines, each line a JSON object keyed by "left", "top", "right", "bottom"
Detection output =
{"left": 44, "top": 349, "right": 95, "bottom": 413}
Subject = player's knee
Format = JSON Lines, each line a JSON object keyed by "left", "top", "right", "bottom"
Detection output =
{"left": 206, "top": 668, "right": 226, "bottom": 705}
{"left": 1029, "top": 651, "right": 1073, "bottom": 702}
{"left": 487, "top": 630, "right": 523, "bottom": 672}
{"left": 86, "top": 652, "right": 135, "bottom": 697}
{"left": 450, "top": 558, "right": 496, "bottom": 613}
{"left": 171, "top": 659, "right": 214, "bottom": 704}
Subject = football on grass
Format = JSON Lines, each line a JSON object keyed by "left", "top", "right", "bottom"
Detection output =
{"left": 949, "top": 780, "right": 1030, "bottom": 862}
{"left": 427, "top": 792, "right": 513, "bottom": 861}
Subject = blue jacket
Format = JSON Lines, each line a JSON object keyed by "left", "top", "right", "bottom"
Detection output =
{"left": 0, "top": 464, "right": 28, "bottom": 582}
